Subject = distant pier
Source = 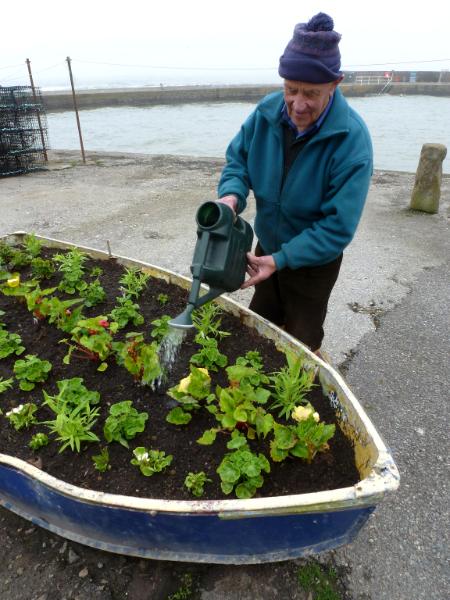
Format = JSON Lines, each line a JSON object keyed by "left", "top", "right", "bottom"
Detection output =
{"left": 42, "top": 82, "right": 450, "bottom": 112}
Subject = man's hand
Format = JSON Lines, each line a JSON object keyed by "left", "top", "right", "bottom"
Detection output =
{"left": 217, "top": 195, "right": 238, "bottom": 214}
{"left": 241, "top": 252, "right": 276, "bottom": 289}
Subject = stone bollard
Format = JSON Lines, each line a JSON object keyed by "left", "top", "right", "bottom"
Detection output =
{"left": 410, "top": 143, "right": 447, "bottom": 214}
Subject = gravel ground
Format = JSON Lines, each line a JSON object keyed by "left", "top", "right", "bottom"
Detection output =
{"left": 0, "top": 151, "right": 449, "bottom": 599}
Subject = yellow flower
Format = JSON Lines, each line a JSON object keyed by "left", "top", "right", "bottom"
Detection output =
{"left": 178, "top": 368, "right": 209, "bottom": 393}
{"left": 291, "top": 404, "right": 320, "bottom": 423}
{"left": 6, "top": 274, "right": 20, "bottom": 287}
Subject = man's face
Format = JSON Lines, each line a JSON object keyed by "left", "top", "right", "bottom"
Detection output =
{"left": 283, "top": 79, "right": 341, "bottom": 131}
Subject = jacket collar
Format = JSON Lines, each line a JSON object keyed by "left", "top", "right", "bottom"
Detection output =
{"left": 258, "top": 87, "right": 350, "bottom": 142}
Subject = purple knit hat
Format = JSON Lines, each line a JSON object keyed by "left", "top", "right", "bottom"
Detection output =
{"left": 278, "top": 13, "right": 342, "bottom": 83}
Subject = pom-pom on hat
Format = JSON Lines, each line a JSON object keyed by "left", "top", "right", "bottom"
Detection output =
{"left": 278, "top": 13, "right": 342, "bottom": 83}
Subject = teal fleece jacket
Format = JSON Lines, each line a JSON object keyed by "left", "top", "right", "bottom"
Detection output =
{"left": 218, "top": 88, "right": 373, "bottom": 270}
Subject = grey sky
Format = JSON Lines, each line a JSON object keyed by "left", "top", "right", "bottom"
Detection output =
{"left": 2, "top": 0, "right": 449, "bottom": 88}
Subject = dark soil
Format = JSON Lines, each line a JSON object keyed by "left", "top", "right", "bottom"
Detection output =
{"left": 0, "top": 247, "right": 359, "bottom": 501}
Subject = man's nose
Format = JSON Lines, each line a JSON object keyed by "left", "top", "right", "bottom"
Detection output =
{"left": 293, "top": 96, "right": 307, "bottom": 113}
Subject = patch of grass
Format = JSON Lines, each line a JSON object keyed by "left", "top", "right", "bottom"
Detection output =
{"left": 167, "top": 573, "right": 194, "bottom": 600}
{"left": 297, "top": 561, "right": 341, "bottom": 600}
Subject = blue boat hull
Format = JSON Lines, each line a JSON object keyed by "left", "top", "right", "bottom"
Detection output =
{"left": 0, "top": 463, "right": 374, "bottom": 563}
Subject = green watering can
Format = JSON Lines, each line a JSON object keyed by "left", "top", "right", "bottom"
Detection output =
{"left": 170, "top": 201, "right": 253, "bottom": 328}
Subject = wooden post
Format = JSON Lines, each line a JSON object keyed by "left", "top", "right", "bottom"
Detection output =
{"left": 25, "top": 58, "right": 48, "bottom": 162}
{"left": 66, "top": 56, "right": 86, "bottom": 164}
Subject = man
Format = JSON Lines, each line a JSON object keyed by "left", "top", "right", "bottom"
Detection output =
{"left": 217, "top": 12, "right": 373, "bottom": 355}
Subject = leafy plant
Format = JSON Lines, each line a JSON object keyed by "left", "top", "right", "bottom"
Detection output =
{"left": 31, "top": 257, "right": 55, "bottom": 279}
{"left": 0, "top": 377, "right": 14, "bottom": 393}
{"left": 119, "top": 267, "right": 150, "bottom": 299}
{"left": 184, "top": 471, "right": 212, "bottom": 497}
{"left": 5, "top": 403, "right": 38, "bottom": 430}
{"left": 166, "top": 366, "right": 212, "bottom": 424}
{"left": 0, "top": 242, "right": 15, "bottom": 266}
{"left": 23, "top": 234, "right": 43, "bottom": 258}
{"left": 92, "top": 447, "right": 111, "bottom": 472}
{"left": 64, "top": 316, "right": 118, "bottom": 366}
{"left": 103, "top": 400, "right": 149, "bottom": 448}
{"left": 13, "top": 354, "right": 52, "bottom": 391}
{"left": 43, "top": 377, "right": 100, "bottom": 409}
{"left": 190, "top": 336, "right": 227, "bottom": 371}
{"left": 270, "top": 415, "right": 335, "bottom": 463}
{"left": 192, "top": 302, "right": 230, "bottom": 340}
{"left": 24, "top": 284, "right": 57, "bottom": 319}
{"left": 217, "top": 438, "right": 270, "bottom": 499}
{"left": 9, "top": 248, "right": 32, "bottom": 269}
{"left": 29, "top": 432, "right": 50, "bottom": 451}
{"left": 131, "top": 446, "right": 173, "bottom": 476}
{"left": 0, "top": 329, "right": 25, "bottom": 359}
{"left": 113, "top": 332, "right": 161, "bottom": 385}
{"left": 109, "top": 296, "right": 144, "bottom": 329}
{"left": 297, "top": 561, "right": 341, "bottom": 600}
{"left": 226, "top": 351, "right": 269, "bottom": 388}
{"left": 54, "top": 248, "right": 88, "bottom": 294}
{"left": 270, "top": 352, "right": 316, "bottom": 419}
{"left": 46, "top": 296, "right": 84, "bottom": 332}
{"left": 214, "top": 382, "right": 273, "bottom": 439}
{"left": 90, "top": 266, "right": 103, "bottom": 278}
{"left": 156, "top": 293, "right": 169, "bottom": 305}
{"left": 80, "top": 279, "right": 106, "bottom": 307}
{"left": 150, "top": 315, "right": 171, "bottom": 342}
{"left": 41, "top": 399, "right": 100, "bottom": 453}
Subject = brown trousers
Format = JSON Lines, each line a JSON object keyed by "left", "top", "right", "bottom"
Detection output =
{"left": 249, "top": 243, "right": 343, "bottom": 351}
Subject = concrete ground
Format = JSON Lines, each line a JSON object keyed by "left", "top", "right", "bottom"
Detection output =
{"left": 0, "top": 151, "right": 449, "bottom": 599}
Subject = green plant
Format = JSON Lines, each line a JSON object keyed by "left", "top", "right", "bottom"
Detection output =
{"left": 156, "top": 293, "right": 169, "bottom": 305}
{"left": 0, "top": 242, "right": 15, "bottom": 266}
{"left": 166, "top": 366, "right": 212, "bottom": 424}
{"left": 54, "top": 248, "right": 88, "bottom": 294}
{"left": 5, "top": 403, "right": 38, "bottom": 430}
{"left": 270, "top": 352, "right": 316, "bottom": 419}
{"left": 214, "top": 382, "right": 273, "bottom": 440}
{"left": 0, "top": 377, "right": 14, "bottom": 393}
{"left": 119, "top": 267, "right": 150, "bottom": 299}
{"left": 64, "top": 316, "right": 118, "bottom": 367}
{"left": 226, "top": 351, "right": 269, "bottom": 388}
{"left": 29, "top": 432, "right": 50, "bottom": 450}
{"left": 150, "top": 315, "right": 171, "bottom": 342}
{"left": 41, "top": 400, "right": 100, "bottom": 453}
{"left": 24, "top": 284, "right": 57, "bottom": 319}
{"left": 184, "top": 471, "right": 212, "bottom": 497}
{"left": 80, "top": 279, "right": 106, "bottom": 307}
{"left": 92, "top": 447, "right": 111, "bottom": 472}
{"left": 0, "top": 329, "right": 25, "bottom": 359}
{"left": 9, "top": 248, "right": 32, "bottom": 269}
{"left": 297, "top": 561, "right": 341, "bottom": 600}
{"left": 167, "top": 573, "right": 194, "bottom": 600}
{"left": 270, "top": 413, "right": 335, "bottom": 463}
{"left": 112, "top": 332, "right": 161, "bottom": 385}
{"left": 131, "top": 446, "right": 173, "bottom": 476}
{"left": 90, "top": 266, "right": 103, "bottom": 278}
{"left": 43, "top": 377, "right": 100, "bottom": 409}
{"left": 13, "top": 354, "right": 52, "bottom": 391}
{"left": 103, "top": 400, "right": 149, "bottom": 448}
{"left": 190, "top": 336, "right": 228, "bottom": 371}
{"left": 217, "top": 437, "right": 270, "bottom": 499}
{"left": 109, "top": 296, "right": 144, "bottom": 329}
{"left": 46, "top": 296, "right": 84, "bottom": 332}
{"left": 23, "top": 234, "right": 43, "bottom": 258}
{"left": 31, "top": 257, "right": 55, "bottom": 279}
{"left": 192, "top": 302, "right": 230, "bottom": 340}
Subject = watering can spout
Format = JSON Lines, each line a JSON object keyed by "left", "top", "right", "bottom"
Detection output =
{"left": 169, "top": 201, "right": 253, "bottom": 329}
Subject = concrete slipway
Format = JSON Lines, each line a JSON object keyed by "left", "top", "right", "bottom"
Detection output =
{"left": 0, "top": 151, "right": 449, "bottom": 599}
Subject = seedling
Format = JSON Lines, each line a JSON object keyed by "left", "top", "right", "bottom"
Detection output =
{"left": 166, "top": 366, "right": 212, "bottom": 424}
{"left": 192, "top": 303, "right": 230, "bottom": 340}
{"left": 150, "top": 315, "right": 171, "bottom": 342}
{"left": 190, "top": 336, "right": 227, "bottom": 371}
{"left": 0, "top": 377, "right": 14, "bottom": 393}
{"left": 13, "top": 354, "right": 52, "bottom": 391}
{"left": 29, "top": 432, "right": 50, "bottom": 451}
{"left": 113, "top": 332, "right": 161, "bottom": 385}
{"left": 54, "top": 248, "right": 88, "bottom": 294}
{"left": 92, "top": 447, "right": 111, "bottom": 472}
{"left": 119, "top": 267, "right": 150, "bottom": 299}
{"left": 0, "top": 329, "right": 25, "bottom": 359}
{"left": 31, "top": 257, "right": 55, "bottom": 280}
{"left": 80, "top": 279, "right": 106, "bottom": 307}
{"left": 131, "top": 446, "right": 173, "bottom": 476}
{"left": 156, "top": 293, "right": 169, "bottom": 305}
{"left": 5, "top": 403, "right": 38, "bottom": 430}
{"left": 184, "top": 471, "right": 212, "bottom": 497}
{"left": 270, "top": 416, "right": 335, "bottom": 463}
{"left": 103, "top": 400, "right": 148, "bottom": 448}
{"left": 109, "top": 296, "right": 144, "bottom": 329}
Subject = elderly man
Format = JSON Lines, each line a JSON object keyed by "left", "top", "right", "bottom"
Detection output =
{"left": 217, "top": 12, "right": 373, "bottom": 355}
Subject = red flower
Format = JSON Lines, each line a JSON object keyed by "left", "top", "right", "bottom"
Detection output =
{"left": 99, "top": 319, "right": 109, "bottom": 328}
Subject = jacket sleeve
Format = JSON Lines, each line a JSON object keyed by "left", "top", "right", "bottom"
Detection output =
{"left": 272, "top": 158, "right": 373, "bottom": 270}
{"left": 217, "top": 110, "right": 257, "bottom": 214}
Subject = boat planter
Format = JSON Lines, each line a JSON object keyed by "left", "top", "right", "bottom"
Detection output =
{"left": 0, "top": 233, "right": 399, "bottom": 564}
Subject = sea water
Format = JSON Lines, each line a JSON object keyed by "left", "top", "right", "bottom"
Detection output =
{"left": 47, "top": 95, "right": 450, "bottom": 173}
